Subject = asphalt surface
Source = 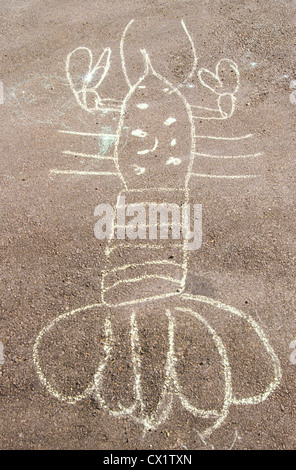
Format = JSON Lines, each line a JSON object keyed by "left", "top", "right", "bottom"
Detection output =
{"left": 0, "top": 0, "right": 295, "bottom": 450}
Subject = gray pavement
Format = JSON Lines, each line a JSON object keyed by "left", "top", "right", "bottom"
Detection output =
{"left": 0, "top": 0, "right": 295, "bottom": 450}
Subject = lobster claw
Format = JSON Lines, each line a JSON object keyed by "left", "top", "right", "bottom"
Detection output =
{"left": 198, "top": 59, "right": 239, "bottom": 95}
{"left": 198, "top": 58, "right": 239, "bottom": 118}
{"left": 66, "top": 46, "right": 115, "bottom": 112}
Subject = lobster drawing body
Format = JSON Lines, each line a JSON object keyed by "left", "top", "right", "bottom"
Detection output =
{"left": 34, "top": 19, "right": 281, "bottom": 441}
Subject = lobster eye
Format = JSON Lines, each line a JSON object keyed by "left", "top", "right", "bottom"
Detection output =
{"left": 131, "top": 129, "right": 148, "bottom": 138}
{"left": 132, "top": 165, "right": 146, "bottom": 175}
{"left": 166, "top": 157, "right": 181, "bottom": 166}
{"left": 164, "top": 117, "right": 176, "bottom": 126}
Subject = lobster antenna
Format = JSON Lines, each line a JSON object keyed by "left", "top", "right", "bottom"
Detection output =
{"left": 179, "top": 19, "right": 198, "bottom": 86}
{"left": 140, "top": 48, "right": 153, "bottom": 75}
{"left": 120, "top": 19, "right": 135, "bottom": 89}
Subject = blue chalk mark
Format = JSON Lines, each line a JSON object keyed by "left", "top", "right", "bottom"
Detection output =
{"left": 98, "top": 127, "right": 116, "bottom": 155}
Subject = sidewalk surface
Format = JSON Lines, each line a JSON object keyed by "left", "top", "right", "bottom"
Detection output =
{"left": 0, "top": 0, "right": 295, "bottom": 450}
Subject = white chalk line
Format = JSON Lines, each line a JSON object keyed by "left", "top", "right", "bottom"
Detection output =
{"left": 173, "top": 307, "right": 232, "bottom": 437}
{"left": 33, "top": 302, "right": 102, "bottom": 404}
{"left": 164, "top": 117, "right": 177, "bottom": 126}
{"left": 132, "top": 129, "right": 148, "bottom": 138}
{"left": 191, "top": 105, "right": 220, "bottom": 112}
{"left": 178, "top": 20, "right": 198, "bottom": 86}
{"left": 192, "top": 114, "right": 229, "bottom": 121}
{"left": 95, "top": 308, "right": 229, "bottom": 431}
{"left": 134, "top": 50, "right": 197, "bottom": 285}
{"left": 33, "top": 294, "right": 281, "bottom": 434}
{"left": 113, "top": 311, "right": 175, "bottom": 430}
{"left": 193, "top": 152, "right": 262, "bottom": 159}
{"left": 66, "top": 46, "right": 122, "bottom": 113}
{"left": 58, "top": 130, "right": 117, "bottom": 138}
{"left": 105, "top": 242, "right": 182, "bottom": 255}
{"left": 50, "top": 170, "right": 120, "bottom": 176}
{"left": 93, "top": 308, "right": 174, "bottom": 431}
{"left": 120, "top": 188, "right": 185, "bottom": 193}
{"left": 137, "top": 137, "right": 159, "bottom": 155}
{"left": 102, "top": 290, "right": 184, "bottom": 308}
{"left": 62, "top": 151, "right": 115, "bottom": 160}
{"left": 103, "top": 259, "right": 182, "bottom": 275}
{"left": 191, "top": 105, "right": 226, "bottom": 121}
{"left": 133, "top": 165, "right": 145, "bottom": 175}
{"left": 109, "top": 312, "right": 173, "bottom": 431}
{"left": 67, "top": 46, "right": 111, "bottom": 92}
{"left": 194, "top": 134, "right": 253, "bottom": 141}
{"left": 191, "top": 173, "right": 258, "bottom": 179}
{"left": 182, "top": 294, "right": 282, "bottom": 406}
{"left": 103, "top": 275, "right": 182, "bottom": 292}
{"left": 229, "top": 429, "right": 239, "bottom": 450}
{"left": 198, "top": 58, "right": 240, "bottom": 96}
{"left": 113, "top": 41, "right": 196, "bottom": 236}
{"left": 120, "top": 19, "right": 135, "bottom": 89}
{"left": 191, "top": 56, "right": 239, "bottom": 120}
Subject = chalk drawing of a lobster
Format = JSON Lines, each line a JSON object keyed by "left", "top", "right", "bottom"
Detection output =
{"left": 34, "top": 20, "right": 281, "bottom": 441}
